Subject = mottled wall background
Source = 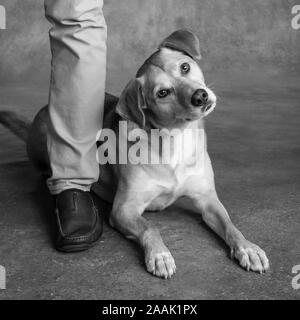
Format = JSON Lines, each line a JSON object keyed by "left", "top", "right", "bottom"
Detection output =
{"left": 0, "top": 0, "right": 299, "bottom": 93}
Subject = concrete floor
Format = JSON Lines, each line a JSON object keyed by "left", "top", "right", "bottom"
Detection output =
{"left": 0, "top": 73, "right": 299, "bottom": 300}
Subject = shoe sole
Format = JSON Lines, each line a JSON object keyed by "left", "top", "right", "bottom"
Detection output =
{"left": 56, "top": 240, "right": 98, "bottom": 253}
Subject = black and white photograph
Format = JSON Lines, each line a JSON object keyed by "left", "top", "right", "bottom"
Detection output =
{"left": 0, "top": 0, "right": 299, "bottom": 303}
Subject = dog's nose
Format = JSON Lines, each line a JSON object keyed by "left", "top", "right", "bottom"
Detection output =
{"left": 191, "top": 89, "right": 208, "bottom": 107}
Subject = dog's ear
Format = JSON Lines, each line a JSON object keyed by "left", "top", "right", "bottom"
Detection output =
{"left": 116, "top": 78, "right": 147, "bottom": 128}
{"left": 158, "top": 29, "right": 201, "bottom": 60}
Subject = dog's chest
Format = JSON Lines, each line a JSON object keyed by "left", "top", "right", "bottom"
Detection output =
{"left": 146, "top": 166, "right": 202, "bottom": 212}
{"left": 146, "top": 134, "right": 206, "bottom": 212}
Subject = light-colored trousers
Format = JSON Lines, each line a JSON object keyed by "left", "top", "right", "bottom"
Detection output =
{"left": 44, "top": 0, "right": 107, "bottom": 194}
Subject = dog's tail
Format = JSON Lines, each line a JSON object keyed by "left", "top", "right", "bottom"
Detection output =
{"left": 0, "top": 111, "right": 30, "bottom": 142}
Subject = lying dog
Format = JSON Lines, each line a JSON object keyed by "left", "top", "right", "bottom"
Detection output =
{"left": 0, "top": 30, "right": 269, "bottom": 279}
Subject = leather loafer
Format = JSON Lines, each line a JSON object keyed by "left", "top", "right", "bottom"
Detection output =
{"left": 54, "top": 189, "right": 103, "bottom": 253}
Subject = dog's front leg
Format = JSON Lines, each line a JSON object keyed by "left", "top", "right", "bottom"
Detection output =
{"left": 109, "top": 195, "right": 176, "bottom": 279}
{"left": 189, "top": 193, "right": 269, "bottom": 273}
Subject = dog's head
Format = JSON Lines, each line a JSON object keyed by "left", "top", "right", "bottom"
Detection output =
{"left": 116, "top": 30, "right": 217, "bottom": 129}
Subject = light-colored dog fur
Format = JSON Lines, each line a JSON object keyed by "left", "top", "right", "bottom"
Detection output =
{"left": 0, "top": 30, "right": 269, "bottom": 279}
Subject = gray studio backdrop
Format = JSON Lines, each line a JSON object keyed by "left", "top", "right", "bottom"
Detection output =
{"left": 0, "top": 0, "right": 300, "bottom": 92}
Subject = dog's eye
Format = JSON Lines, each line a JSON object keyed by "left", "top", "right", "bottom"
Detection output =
{"left": 180, "top": 62, "right": 191, "bottom": 74}
{"left": 157, "top": 89, "right": 170, "bottom": 98}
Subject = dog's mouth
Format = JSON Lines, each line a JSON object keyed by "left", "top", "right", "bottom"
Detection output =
{"left": 202, "top": 101, "right": 216, "bottom": 116}
{"left": 183, "top": 102, "right": 216, "bottom": 121}
{"left": 203, "top": 102, "right": 213, "bottom": 112}
{"left": 174, "top": 101, "right": 216, "bottom": 123}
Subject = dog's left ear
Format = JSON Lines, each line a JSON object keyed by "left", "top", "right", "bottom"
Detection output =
{"left": 116, "top": 78, "right": 147, "bottom": 128}
{"left": 159, "top": 29, "right": 201, "bottom": 60}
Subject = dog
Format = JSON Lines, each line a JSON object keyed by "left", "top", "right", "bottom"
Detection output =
{"left": 0, "top": 30, "right": 269, "bottom": 279}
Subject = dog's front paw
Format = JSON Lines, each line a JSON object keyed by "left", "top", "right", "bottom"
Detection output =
{"left": 145, "top": 250, "right": 176, "bottom": 279}
{"left": 231, "top": 240, "right": 269, "bottom": 274}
